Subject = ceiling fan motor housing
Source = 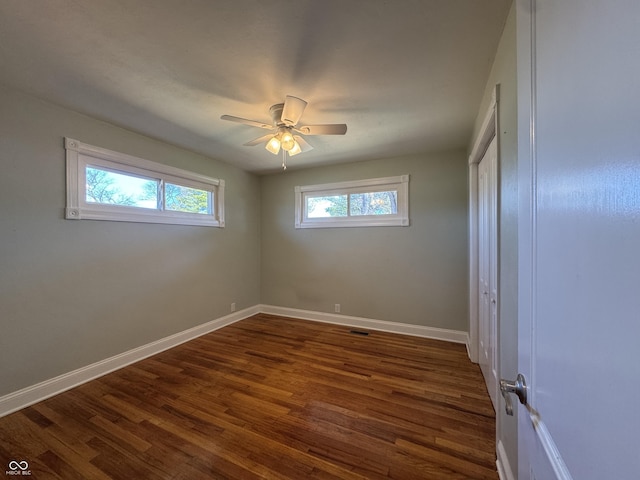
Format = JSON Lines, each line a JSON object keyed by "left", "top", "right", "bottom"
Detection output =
{"left": 269, "top": 103, "right": 286, "bottom": 126}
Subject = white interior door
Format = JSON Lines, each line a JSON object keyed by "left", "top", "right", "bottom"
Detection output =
{"left": 514, "top": 1, "right": 640, "bottom": 479}
{"left": 478, "top": 136, "right": 498, "bottom": 410}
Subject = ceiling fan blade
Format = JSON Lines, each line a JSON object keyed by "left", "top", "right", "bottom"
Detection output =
{"left": 293, "top": 135, "right": 313, "bottom": 153}
{"left": 281, "top": 96, "right": 308, "bottom": 126}
{"left": 296, "top": 124, "right": 347, "bottom": 135}
{"left": 220, "top": 115, "right": 272, "bottom": 129}
{"left": 243, "top": 133, "right": 275, "bottom": 146}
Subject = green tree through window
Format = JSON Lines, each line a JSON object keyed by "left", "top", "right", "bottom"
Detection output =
{"left": 307, "top": 191, "right": 397, "bottom": 218}
{"left": 165, "top": 184, "right": 210, "bottom": 214}
{"left": 349, "top": 191, "right": 397, "bottom": 216}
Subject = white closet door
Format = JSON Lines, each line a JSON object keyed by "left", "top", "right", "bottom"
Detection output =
{"left": 478, "top": 136, "right": 498, "bottom": 410}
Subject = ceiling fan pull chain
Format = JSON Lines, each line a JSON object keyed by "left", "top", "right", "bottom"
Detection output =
{"left": 282, "top": 149, "right": 287, "bottom": 170}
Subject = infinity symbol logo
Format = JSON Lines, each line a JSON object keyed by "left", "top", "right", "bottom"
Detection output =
{"left": 8, "top": 460, "right": 29, "bottom": 471}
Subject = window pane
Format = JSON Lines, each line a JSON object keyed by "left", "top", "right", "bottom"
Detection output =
{"left": 350, "top": 191, "right": 398, "bottom": 216}
{"left": 86, "top": 166, "right": 158, "bottom": 209}
{"left": 165, "top": 183, "right": 211, "bottom": 214}
{"left": 306, "top": 195, "right": 348, "bottom": 218}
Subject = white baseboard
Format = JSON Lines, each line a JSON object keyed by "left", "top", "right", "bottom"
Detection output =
{"left": 259, "top": 304, "right": 469, "bottom": 344}
{"left": 0, "top": 305, "right": 260, "bottom": 418}
{"left": 1, "top": 304, "right": 470, "bottom": 418}
{"left": 497, "top": 439, "right": 516, "bottom": 480}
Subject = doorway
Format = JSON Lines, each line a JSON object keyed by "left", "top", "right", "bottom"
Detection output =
{"left": 468, "top": 87, "right": 499, "bottom": 412}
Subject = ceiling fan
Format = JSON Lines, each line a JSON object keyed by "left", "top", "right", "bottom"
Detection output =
{"left": 221, "top": 95, "right": 347, "bottom": 169}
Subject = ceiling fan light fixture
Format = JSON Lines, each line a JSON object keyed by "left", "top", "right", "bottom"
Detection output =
{"left": 265, "top": 136, "right": 281, "bottom": 155}
{"left": 288, "top": 141, "right": 302, "bottom": 156}
{"left": 280, "top": 130, "right": 295, "bottom": 151}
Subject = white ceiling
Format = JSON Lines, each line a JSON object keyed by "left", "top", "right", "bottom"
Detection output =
{"left": 0, "top": 0, "right": 511, "bottom": 174}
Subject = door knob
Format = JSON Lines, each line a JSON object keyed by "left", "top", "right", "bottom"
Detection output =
{"left": 499, "top": 373, "right": 527, "bottom": 416}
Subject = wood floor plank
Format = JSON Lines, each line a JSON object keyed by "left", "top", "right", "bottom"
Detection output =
{"left": 0, "top": 314, "right": 498, "bottom": 479}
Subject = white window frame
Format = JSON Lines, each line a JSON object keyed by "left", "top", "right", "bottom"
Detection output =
{"left": 65, "top": 138, "right": 225, "bottom": 227}
{"left": 295, "top": 175, "right": 409, "bottom": 229}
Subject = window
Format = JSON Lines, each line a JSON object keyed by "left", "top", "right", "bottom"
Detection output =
{"left": 295, "top": 175, "right": 409, "bottom": 228}
{"left": 65, "top": 138, "right": 224, "bottom": 227}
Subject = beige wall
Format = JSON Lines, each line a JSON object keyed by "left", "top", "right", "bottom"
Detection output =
{"left": 260, "top": 151, "right": 469, "bottom": 331}
{"left": 470, "top": 2, "right": 517, "bottom": 473}
{"left": 0, "top": 85, "right": 261, "bottom": 396}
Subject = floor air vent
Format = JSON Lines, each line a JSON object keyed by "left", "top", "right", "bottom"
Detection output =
{"left": 349, "top": 330, "right": 369, "bottom": 336}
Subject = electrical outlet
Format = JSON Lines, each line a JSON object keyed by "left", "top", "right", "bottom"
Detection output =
{"left": 335, "top": 304, "right": 341, "bottom": 313}
{"left": 231, "top": 302, "right": 236, "bottom": 312}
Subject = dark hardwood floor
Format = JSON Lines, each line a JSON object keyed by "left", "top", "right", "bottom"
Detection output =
{"left": 0, "top": 314, "right": 497, "bottom": 479}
